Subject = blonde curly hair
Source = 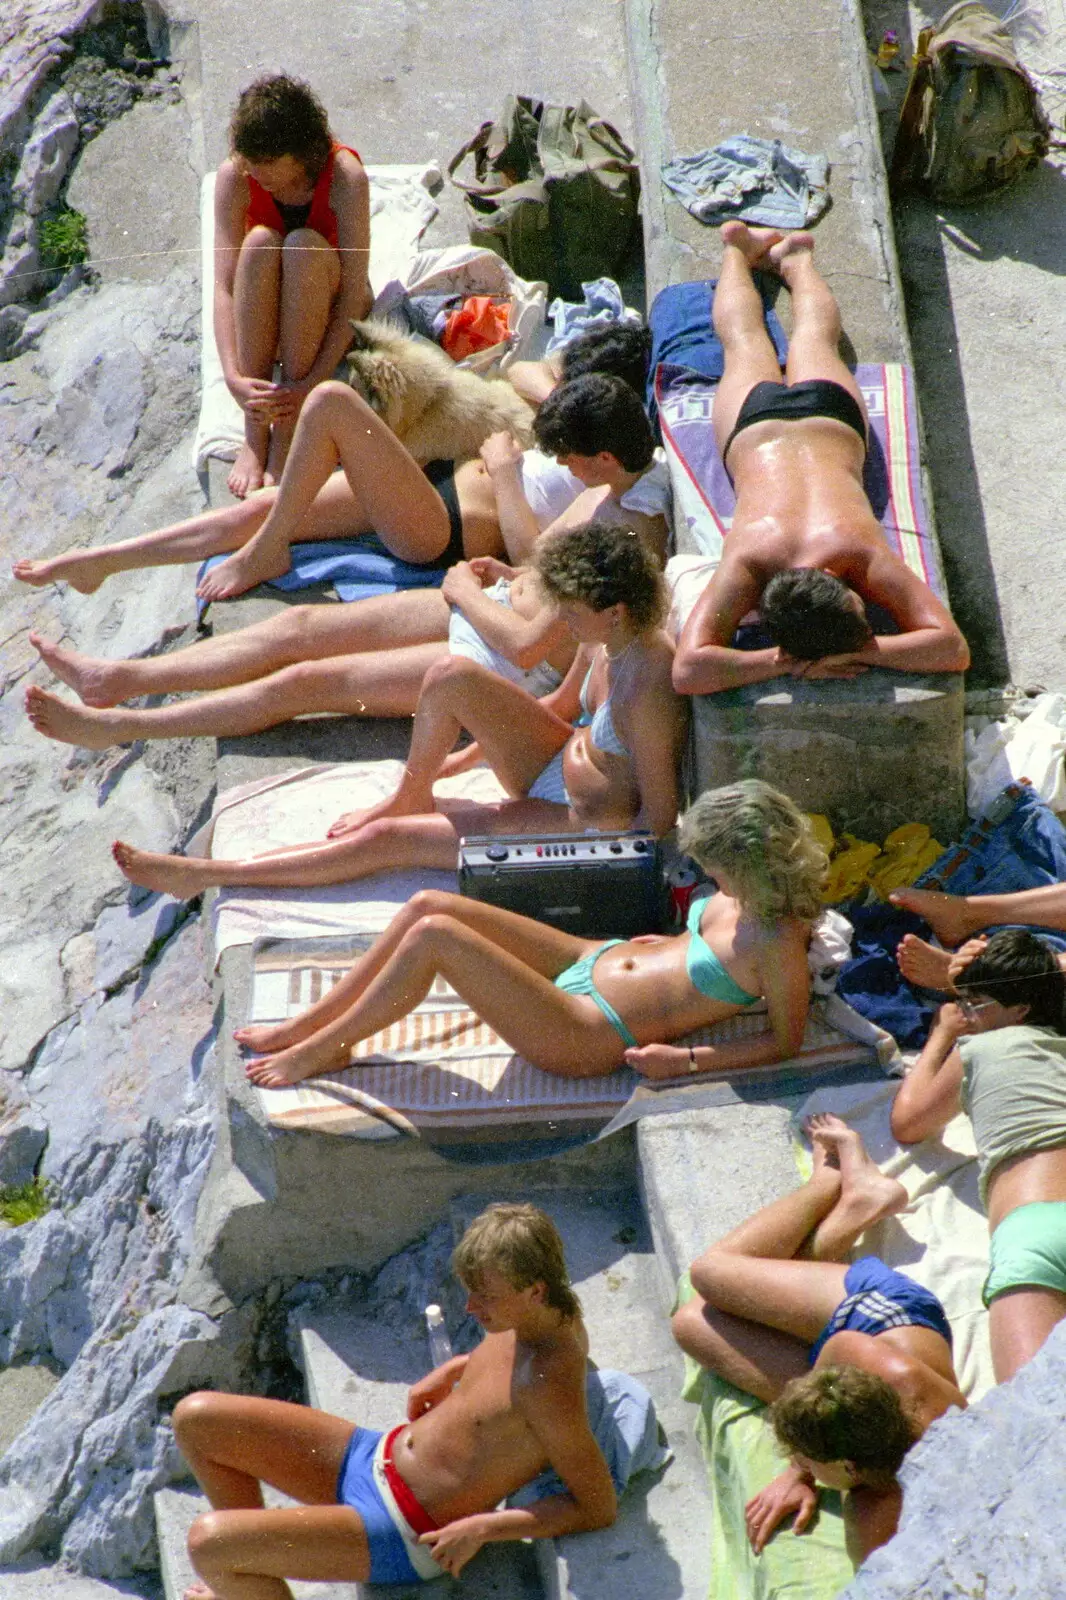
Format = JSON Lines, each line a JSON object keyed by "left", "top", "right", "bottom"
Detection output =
{"left": 678, "top": 780, "right": 827, "bottom": 924}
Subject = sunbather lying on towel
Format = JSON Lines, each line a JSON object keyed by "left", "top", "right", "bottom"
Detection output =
{"left": 218, "top": 779, "right": 824, "bottom": 1088}
{"left": 671, "top": 222, "right": 969, "bottom": 694}
{"left": 892, "top": 929, "right": 1066, "bottom": 1383}
{"left": 213, "top": 74, "right": 372, "bottom": 498}
{"left": 22, "top": 379, "right": 671, "bottom": 746}
{"left": 13, "top": 325, "right": 664, "bottom": 597}
{"left": 673, "top": 1114, "right": 965, "bottom": 1566}
{"left": 890, "top": 882, "right": 1066, "bottom": 991}
{"left": 174, "top": 1204, "right": 617, "bottom": 1595}
{"left": 106, "top": 521, "right": 685, "bottom": 900}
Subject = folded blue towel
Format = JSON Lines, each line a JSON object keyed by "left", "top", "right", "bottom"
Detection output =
{"left": 196, "top": 533, "right": 447, "bottom": 618}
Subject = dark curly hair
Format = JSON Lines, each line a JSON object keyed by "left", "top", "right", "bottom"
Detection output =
{"left": 768, "top": 1365, "right": 917, "bottom": 1488}
{"left": 761, "top": 568, "right": 873, "bottom": 661}
{"left": 533, "top": 374, "right": 654, "bottom": 473}
{"left": 229, "top": 75, "right": 333, "bottom": 180}
{"left": 559, "top": 323, "right": 652, "bottom": 398}
{"left": 534, "top": 520, "right": 665, "bottom": 633}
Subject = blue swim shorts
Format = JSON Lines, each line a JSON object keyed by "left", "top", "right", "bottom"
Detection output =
{"left": 336, "top": 1425, "right": 444, "bottom": 1584}
{"left": 984, "top": 1201, "right": 1066, "bottom": 1306}
{"left": 809, "top": 1256, "right": 953, "bottom": 1364}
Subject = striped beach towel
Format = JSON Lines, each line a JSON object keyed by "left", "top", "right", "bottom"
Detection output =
{"left": 247, "top": 936, "right": 878, "bottom": 1141}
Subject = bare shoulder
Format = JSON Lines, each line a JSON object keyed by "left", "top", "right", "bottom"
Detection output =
{"left": 514, "top": 1331, "right": 588, "bottom": 1415}
{"left": 332, "top": 147, "right": 368, "bottom": 193}
{"left": 214, "top": 157, "right": 246, "bottom": 213}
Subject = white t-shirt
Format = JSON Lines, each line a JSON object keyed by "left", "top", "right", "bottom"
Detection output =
{"left": 519, "top": 450, "right": 584, "bottom": 530}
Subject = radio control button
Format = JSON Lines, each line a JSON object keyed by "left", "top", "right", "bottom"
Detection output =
{"left": 486, "top": 846, "right": 509, "bottom": 862}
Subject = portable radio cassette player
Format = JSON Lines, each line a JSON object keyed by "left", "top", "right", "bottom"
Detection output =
{"left": 457, "top": 831, "right": 667, "bottom": 938}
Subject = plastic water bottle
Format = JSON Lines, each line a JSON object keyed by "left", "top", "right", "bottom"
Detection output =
{"left": 425, "top": 1303, "right": 453, "bottom": 1368}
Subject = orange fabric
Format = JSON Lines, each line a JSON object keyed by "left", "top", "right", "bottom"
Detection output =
{"left": 440, "top": 296, "right": 512, "bottom": 361}
{"left": 244, "top": 143, "right": 361, "bottom": 249}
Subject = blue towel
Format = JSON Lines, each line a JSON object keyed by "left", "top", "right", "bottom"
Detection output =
{"left": 661, "top": 135, "right": 830, "bottom": 229}
{"left": 196, "top": 534, "right": 447, "bottom": 618}
{"left": 509, "top": 1368, "right": 669, "bottom": 1504}
{"left": 545, "top": 277, "right": 642, "bottom": 355}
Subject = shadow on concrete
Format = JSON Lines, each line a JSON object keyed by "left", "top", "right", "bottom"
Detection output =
{"left": 937, "top": 160, "right": 1066, "bottom": 272}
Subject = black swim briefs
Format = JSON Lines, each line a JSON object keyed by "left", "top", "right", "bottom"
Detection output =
{"left": 420, "top": 459, "right": 466, "bottom": 569}
{"left": 723, "top": 378, "right": 868, "bottom": 470}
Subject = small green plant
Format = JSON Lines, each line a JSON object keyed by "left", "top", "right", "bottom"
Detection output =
{"left": 0, "top": 1178, "right": 51, "bottom": 1227}
{"left": 38, "top": 206, "right": 89, "bottom": 274}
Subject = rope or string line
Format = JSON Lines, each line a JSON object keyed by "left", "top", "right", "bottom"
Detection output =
{"left": 4, "top": 242, "right": 374, "bottom": 286}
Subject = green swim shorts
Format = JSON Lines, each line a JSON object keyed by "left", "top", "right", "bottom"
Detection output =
{"left": 983, "top": 1200, "right": 1066, "bottom": 1307}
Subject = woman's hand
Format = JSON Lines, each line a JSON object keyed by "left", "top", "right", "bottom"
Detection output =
{"left": 624, "top": 1042, "right": 694, "bottom": 1080}
{"left": 420, "top": 1514, "right": 492, "bottom": 1576}
{"left": 227, "top": 373, "right": 284, "bottom": 416}
{"left": 441, "top": 561, "right": 484, "bottom": 605}
{"left": 745, "top": 1467, "right": 819, "bottom": 1554}
{"left": 267, "top": 377, "right": 313, "bottom": 421}
{"left": 479, "top": 431, "right": 524, "bottom": 477}
{"left": 468, "top": 555, "right": 519, "bottom": 584}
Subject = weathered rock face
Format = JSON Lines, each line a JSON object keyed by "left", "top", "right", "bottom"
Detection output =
{"left": 0, "top": 266, "right": 210, "bottom": 1077}
{"left": 1, "top": 0, "right": 180, "bottom": 318}
{"left": 0, "top": 918, "right": 221, "bottom": 1576}
{"left": 844, "top": 1320, "right": 1066, "bottom": 1598}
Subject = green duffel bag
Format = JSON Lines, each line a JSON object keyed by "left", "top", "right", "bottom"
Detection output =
{"left": 448, "top": 95, "right": 640, "bottom": 301}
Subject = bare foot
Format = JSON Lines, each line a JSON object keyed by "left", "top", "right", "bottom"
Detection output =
{"left": 806, "top": 1113, "right": 907, "bottom": 1260}
{"left": 896, "top": 933, "right": 954, "bottom": 991}
{"left": 25, "top": 685, "right": 124, "bottom": 749}
{"left": 112, "top": 840, "right": 209, "bottom": 900}
{"left": 183, "top": 1584, "right": 217, "bottom": 1600}
{"left": 326, "top": 786, "right": 433, "bottom": 839}
{"left": 720, "top": 220, "right": 785, "bottom": 265}
{"left": 29, "top": 632, "right": 126, "bottom": 707}
{"left": 233, "top": 1018, "right": 312, "bottom": 1054}
{"left": 245, "top": 1033, "right": 352, "bottom": 1088}
{"left": 195, "top": 543, "right": 290, "bottom": 603}
{"left": 767, "top": 230, "right": 817, "bottom": 276}
{"left": 12, "top": 551, "right": 111, "bottom": 594}
{"left": 227, "top": 440, "right": 266, "bottom": 499}
{"left": 889, "top": 887, "right": 978, "bottom": 947}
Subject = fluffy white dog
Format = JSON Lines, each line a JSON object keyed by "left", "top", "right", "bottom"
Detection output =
{"left": 344, "top": 319, "right": 536, "bottom": 463}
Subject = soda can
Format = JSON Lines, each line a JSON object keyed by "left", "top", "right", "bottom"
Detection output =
{"left": 668, "top": 861, "right": 700, "bottom": 927}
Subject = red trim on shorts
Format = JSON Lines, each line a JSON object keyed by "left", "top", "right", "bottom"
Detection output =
{"left": 382, "top": 1425, "right": 440, "bottom": 1535}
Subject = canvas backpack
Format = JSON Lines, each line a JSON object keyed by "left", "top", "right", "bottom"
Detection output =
{"left": 448, "top": 96, "right": 640, "bottom": 301}
{"left": 890, "top": 0, "right": 1051, "bottom": 203}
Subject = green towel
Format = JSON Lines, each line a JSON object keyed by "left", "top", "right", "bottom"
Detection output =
{"left": 677, "top": 1273, "right": 855, "bottom": 1600}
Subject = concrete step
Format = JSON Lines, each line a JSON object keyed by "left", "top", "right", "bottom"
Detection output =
{"left": 448, "top": 1190, "right": 712, "bottom": 1600}
{"left": 155, "top": 1481, "right": 363, "bottom": 1600}
{"left": 296, "top": 1306, "right": 542, "bottom": 1600}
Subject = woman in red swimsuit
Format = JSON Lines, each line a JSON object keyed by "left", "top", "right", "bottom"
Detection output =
{"left": 214, "top": 74, "right": 372, "bottom": 497}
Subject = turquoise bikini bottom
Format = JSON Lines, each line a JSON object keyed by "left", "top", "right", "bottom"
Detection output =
{"left": 554, "top": 941, "right": 637, "bottom": 1049}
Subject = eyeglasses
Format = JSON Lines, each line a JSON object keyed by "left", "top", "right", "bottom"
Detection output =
{"left": 956, "top": 997, "right": 998, "bottom": 1022}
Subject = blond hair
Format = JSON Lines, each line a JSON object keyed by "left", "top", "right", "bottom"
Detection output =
{"left": 678, "top": 780, "right": 827, "bottom": 924}
{"left": 452, "top": 1203, "right": 580, "bottom": 1319}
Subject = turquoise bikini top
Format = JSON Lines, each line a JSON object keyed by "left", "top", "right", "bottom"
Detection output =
{"left": 685, "top": 895, "right": 760, "bottom": 1006}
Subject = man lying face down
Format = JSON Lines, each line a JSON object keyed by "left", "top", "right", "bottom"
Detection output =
{"left": 173, "top": 1204, "right": 619, "bottom": 1595}
{"left": 672, "top": 222, "right": 969, "bottom": 694}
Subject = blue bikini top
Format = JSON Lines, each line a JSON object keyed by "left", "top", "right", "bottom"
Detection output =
{"left": 576, "top": 653, "right": 628, "bottom": 757}
{"left": 685, "top": 895, "right": 760, "bottom": 1006}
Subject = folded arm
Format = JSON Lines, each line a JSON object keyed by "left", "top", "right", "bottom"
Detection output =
{"left": 441, "top": 562, "right": 569, "bottom": 669}
{"left": 672, "top": 556, "right": 783, "bottom": 694}
{"left": 890, "top": 1004, "right": 966, "bottom": 1144}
